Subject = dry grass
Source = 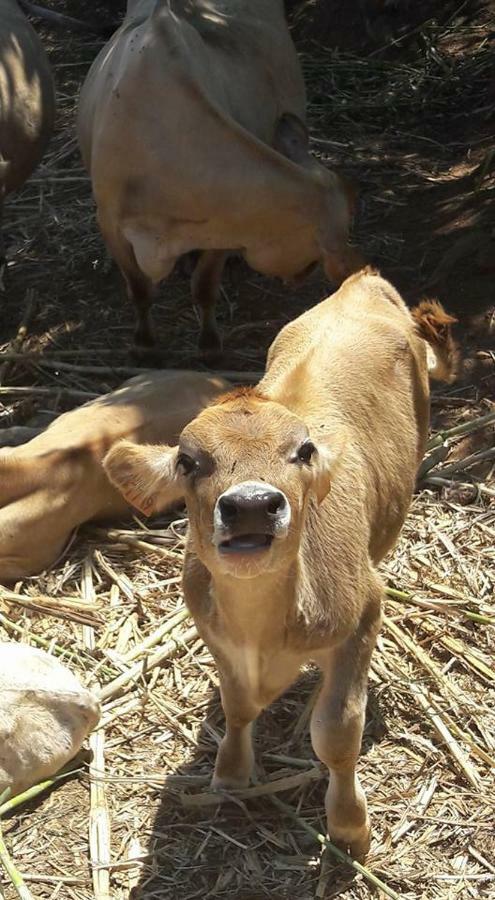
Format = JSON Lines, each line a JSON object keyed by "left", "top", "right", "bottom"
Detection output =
{"left": 0, "top": 2, "right": 494, "bottom": 898}
{"left": 0, "top": 388, "right": 493, "bottom": 899}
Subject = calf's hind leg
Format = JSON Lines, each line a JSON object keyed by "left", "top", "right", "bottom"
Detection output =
{"left": 191, "top": 250, "right": 228, "bottom": 363}
{"left": 311, "top": 590, "right": 382, "bottom": 860}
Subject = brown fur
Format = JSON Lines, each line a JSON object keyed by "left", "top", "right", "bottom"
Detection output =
{"left": 0, "top": 371, "right": 228, "bottom": 583}
{"left": 104, "top": 270, "right": 457, "bottom": 859}
{"left": 0, "top": 0, "right": 55, "bottom": 202}
{"left": 77, "top": 0, "right": 361, "bottom": 360}
{"left": 412, "top": 299, "right": 459, "bottom": 383}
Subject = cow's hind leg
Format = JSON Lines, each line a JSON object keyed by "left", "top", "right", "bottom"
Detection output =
{"left": 98, "top": 217, "right": 158, "bottom": 350}
{"left": 212, "top": 670, "right": 261, "bottom": 790}
{"left": 311, "top": 586, "right": 382, "bottom": 860}
{"left": 191, "top": 250, "right": 228, "bottom": 363}
{"left": 124, "top": 266, "right": 156, "bottom": 350}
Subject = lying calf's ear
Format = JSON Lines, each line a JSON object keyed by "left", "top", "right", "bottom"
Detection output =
{"left": 312, "top": 429, "right": 347, "bottom": 504}
{"left": 103, "top": 441, "right": 183, "bottom": 517}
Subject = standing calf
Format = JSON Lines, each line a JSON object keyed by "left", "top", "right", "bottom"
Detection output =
{"left": 104, "top": 270, "right": 457, "bottom": 858}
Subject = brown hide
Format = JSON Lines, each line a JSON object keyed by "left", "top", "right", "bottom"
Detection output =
{"left": 77, "top": 0, "right": 361, "bottom": 356}
{"left": 0, "top": 0, "right": 55, "bottom": 200}
{"left": 0, "top": 370, "right": 228, "bottom": 582}
{"left": 104, "top": 270, "right": 457, "bottom": 858}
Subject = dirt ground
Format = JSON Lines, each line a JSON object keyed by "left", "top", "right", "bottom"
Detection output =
{"left": 0, "top": 2, "right": 494, "bottom": 899}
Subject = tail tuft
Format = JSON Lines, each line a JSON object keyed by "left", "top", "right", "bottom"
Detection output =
{"left": 412, "top": 299, "right": 460, "bottom": 383}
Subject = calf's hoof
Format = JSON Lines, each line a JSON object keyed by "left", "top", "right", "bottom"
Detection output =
{"left": 327, "top": 819, "right": 371, "bottom": 862}
{"left": 211, "top": 771, "right": 251, "bottom": 791}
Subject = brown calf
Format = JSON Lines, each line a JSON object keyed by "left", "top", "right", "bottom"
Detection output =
{"left": 104, "top": 270, "right": 457, "bottom": 858}
{"left": 0, "top": 370, "right": 228, "bottom": 583}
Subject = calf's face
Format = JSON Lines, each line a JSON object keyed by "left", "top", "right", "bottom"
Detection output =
{"left": 104, "top": 393, "right": 344, "bottom": 579}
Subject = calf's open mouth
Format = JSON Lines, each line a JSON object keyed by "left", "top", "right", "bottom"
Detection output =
{"left": 218, "top": 533, "right": 274, "bottom": 554}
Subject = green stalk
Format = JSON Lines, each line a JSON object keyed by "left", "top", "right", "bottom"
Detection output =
{"left": 386, "top": 587, "right": 493, "bottom": 625}
{"left": 0, "top": 766, "right": 81, "bottom": 819}
{"left": 0, "top": 612, "right": 115, "bottom": 678}
{"left": 427, "top": 411, "right": 495, "bottom": 451}
{"left": 0, "top": 826, "right": 34, "bottom": 900}
{"left": 464, "top": 611, "right": 494, "bottom": 625}
{"left": 385, "top": 587, "right": 410, "bottom": 601}
{"left": 271, "top": 795, "right": 401, "bottom": 899}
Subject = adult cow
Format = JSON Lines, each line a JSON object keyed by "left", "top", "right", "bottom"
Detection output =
{"left": 0, "top": 0, "right": 55, "bottom": 257}
{"left": 77, "top": 0, "right": 361, "bottom": 361}
{"left": 104, "top": 270, "right": 458, "bottom": 858}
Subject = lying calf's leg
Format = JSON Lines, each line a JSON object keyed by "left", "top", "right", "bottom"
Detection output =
{"left": 212, "top": 670, "right": 260, "bottom": 790}
{"left": 311, "top": 588, "right": 382, "bottom": 860}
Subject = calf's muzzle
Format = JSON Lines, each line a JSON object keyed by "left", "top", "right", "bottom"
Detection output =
{"left": 214, "top": 480, "right": 291, "bottom": 554}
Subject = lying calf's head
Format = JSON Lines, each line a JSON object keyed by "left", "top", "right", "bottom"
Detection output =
{"left": 104, "top": 390, "right": 345, "bottom": 578}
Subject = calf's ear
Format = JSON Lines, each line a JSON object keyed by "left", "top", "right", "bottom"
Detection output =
{"left": 311, "top": 429, "right": 347, "bottom": 504}
{"left": 103, "top": 441, "right": 183, "bottom": 517}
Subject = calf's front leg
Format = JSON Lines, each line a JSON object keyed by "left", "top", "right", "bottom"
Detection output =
{"left": 212, "top": 670, "right": 261, "bottom": 790}
{"left": 311, "top": 592, "right": 382, "bottom": 860}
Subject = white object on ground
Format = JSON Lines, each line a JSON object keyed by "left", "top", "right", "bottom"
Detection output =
{"left": 0, "top": 642, "right": 101, "bottom": 797}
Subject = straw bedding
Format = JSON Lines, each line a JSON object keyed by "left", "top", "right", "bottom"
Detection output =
{"left": 0, "top": 2, "right": 493, "bottom": 897}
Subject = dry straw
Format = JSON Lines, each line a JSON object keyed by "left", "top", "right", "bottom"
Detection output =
{"left": 0, "top": 4, "right": 494, "bottom": 898}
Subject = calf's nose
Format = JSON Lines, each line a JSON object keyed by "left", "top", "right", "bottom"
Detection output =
{"left": 217, "top": 482, "right": 289, "bottom": 529}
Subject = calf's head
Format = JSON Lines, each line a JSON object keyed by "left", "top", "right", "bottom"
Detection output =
{"left": 104, "top": 390, "right": 345, "bottom": 578}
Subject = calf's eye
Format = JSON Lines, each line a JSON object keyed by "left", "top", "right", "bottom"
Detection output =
{"left": 296, "top": 441, "right": 317, "bottom": 464}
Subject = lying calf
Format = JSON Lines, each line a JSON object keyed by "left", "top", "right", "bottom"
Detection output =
{"left": 104, "top": 270, "right": 457, "bottom": 858}
{"left": 0, "top": 370, "right": 228, "bottom": 582}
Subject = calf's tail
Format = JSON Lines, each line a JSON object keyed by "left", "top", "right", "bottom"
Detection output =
{"left": 411, "top": 299, "right": 459, "bottom": 384}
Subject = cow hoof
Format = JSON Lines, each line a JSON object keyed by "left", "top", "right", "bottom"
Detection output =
{"left": 198, "top": 331, "right": 223, "bottom": 367}
{"left": 130, "top": 344, "right": 163, "bottom": 367}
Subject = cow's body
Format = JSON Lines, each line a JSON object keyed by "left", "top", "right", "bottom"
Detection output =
{"left": 0, "top": 0, "right": 55, "bottom": 249}
{"left": 0, "top": 370, "right": 228, "bottom": 582}
{"left": 77, "top": 0, "right": 359, "bottom": 359}
{"left": 104, "top": 271, "right": 457, "bottom": 858}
